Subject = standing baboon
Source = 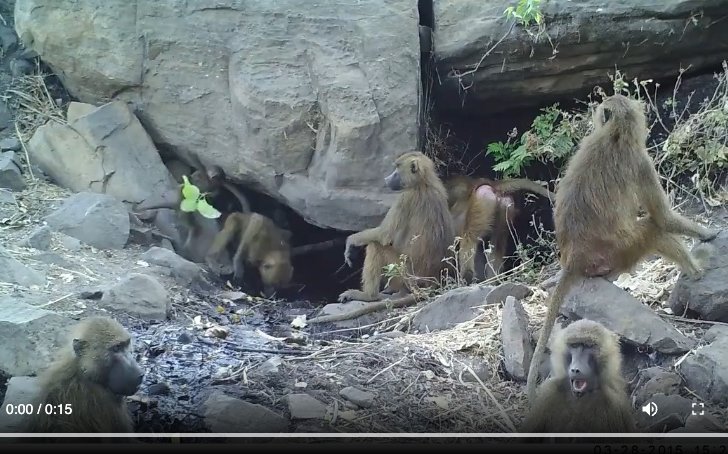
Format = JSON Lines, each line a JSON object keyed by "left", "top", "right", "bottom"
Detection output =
{"left": 520, "top": 319, "right": 636, "bottom": 433}
{"left": 525, "top": 94, "right": 719, "bottom": 402}
{"left": 206, "top": 212, "right": 294, "bottom": 297}
{"left": 444, "top": 175, "right": 555, "bottom": 281}
{"left": 23, "top": 317, "right": 144, "bottom": 433}
{"left": 339, "top": 151, "right": 455, "bottom": 302}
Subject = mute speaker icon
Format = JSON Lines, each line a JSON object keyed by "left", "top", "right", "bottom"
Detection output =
{"left": 641, "top": 401, "right": 658, "bottom": 417}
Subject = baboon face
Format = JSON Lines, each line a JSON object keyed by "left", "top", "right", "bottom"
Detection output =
{"left": 259, "top": 250, "right": 294, "bottom": 295}
{"left": 565, "top": 342, "right": 600, "bottom": 397}
{"left": 73, "top": 318, "right": 144, "bottom": 396}
{"left": 385, "top": 152, "right": 432, "bottom": 191}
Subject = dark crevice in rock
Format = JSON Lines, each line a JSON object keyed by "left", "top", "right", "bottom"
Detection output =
{"left": 418, "top": 0, "right": 433, "bottom": 28}
{"left": 212, "top": 184, "right": 357, "bottom": 304}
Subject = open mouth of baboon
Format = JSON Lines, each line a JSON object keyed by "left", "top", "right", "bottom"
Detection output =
{"left": 571, "top": 379, "right": 588, "bottom": 396}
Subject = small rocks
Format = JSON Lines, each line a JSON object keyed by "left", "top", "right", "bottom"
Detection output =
{"left": 631, "top": 367, "right": 682, "bottom": 406}
{"left": 0, "top": 101, "right": 11, "bottom": 131}
{"left": 22, "top": 225, "right": 52, "bottom": 251}
{"left": 501, "top": 296, "right": 534, "bottom": 381}
{"left": 679, "top": 335, "right": 728, "bottom": 406}
{"left": 411, "top": 285, "right": 492, "bottom": 332}
{"left": 0, "top": 137, "right": 21, "bottom": 152}
{"left": 0, "top": 298, "right": 71, "bottom": 376}
{"left": 0, "top": 151, "right": 26, "bottom": 191}
{"left": 485, "top": 282, "right": 532, "bottom": 306}
{"left": 287, "top": 393, "right": 328, "bottom": 420}
{"left": 638, "top": 393, "right": 694, "bottom": 430}
{"left": 669, "top": 232, "right": 728, "bottom": 322}
{"left": 202, "top": 391, "right": 288, "bottom": 432}
{"left": 0, "top": 245, "right": 45, "bottom": 286}
{"left": 141, "top": 246, "right": 205, "bottom": 285}
{"left": 177, "top": 332, "right": 194, "bottom": 344}
{"left": 58, "top": 233, "right": 81, "bottom": 251}
{"left": 460, "top": 358, "right": 492, "bottom": 384}
{"left": 0, "top": 23, "right": 18, "bottom": 54}
{"left": 45, "top": 192, "right": 130, "bottom": 249}
{"left": 99, "top": 273, "right": 171, "bottom": 320}
{"left": 9, "top": 57, "right": 35, "bottom": 77}
{"left": 339, "top": 387, "right": 375, "bottom": 408}
{"left": 560, "top": 277, "right": 695, "bottom": 353}
{"left": 0, "top": 376, "right": 41, "bottom": 433}
{"left": 147, "top": 383, "right": 171, "bottom": 396}
{"left": 704, "top": 325, "right": 728, "bottom": 343}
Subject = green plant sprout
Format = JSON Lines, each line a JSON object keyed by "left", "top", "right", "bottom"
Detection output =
{"left": 504, "top": 0, "right": 543, "bottom": 27}
{"left": 180, "top": 175, "right": 221, "bottom": 219}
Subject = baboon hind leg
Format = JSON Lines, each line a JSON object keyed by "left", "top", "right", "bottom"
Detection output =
{"left": 232, "top": 217, "right": 263, "bottom": 284}
{"left": 663, "top": 210, "right": 719, "bottom": 242}
{"left": 653, "top": 232, "right": 703, "bottom": 278}
{"left": 458, "top": 236, "right": 478, "bottom": 283}
{"left": 339, "top": 243, "right": 399, "bottom": 302}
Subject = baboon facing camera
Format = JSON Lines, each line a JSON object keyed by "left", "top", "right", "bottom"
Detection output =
{"left": 520, "top": 319, "right": 636, "bottom": 433}
{"left": 23, "top": 317, "right": 144, "bottom": 433}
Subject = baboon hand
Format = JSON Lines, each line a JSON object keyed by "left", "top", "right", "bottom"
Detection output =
{"left": 343, "top": 242, "right": 354, "bottom": 268}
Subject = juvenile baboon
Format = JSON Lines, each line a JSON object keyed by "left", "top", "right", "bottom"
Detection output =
{"left": 520, "top": 319, "right": 636, "bottom": 433}
{"left": 206, "top": 212, "right": 294, "bottom": 297}
{"left": 339, "top": 151, "right": 455, "bottom": 303}
{"left": 526, "top": 94, "right": 719, "bottom": 402}
{"left": 444, "top": 175, "right": 555, "bottom": 281}
{"left": 24, "top": 317, "right": 144, "bottom": 433}
{"left": 134, "top": 159, "right": 250, "bottom": 264}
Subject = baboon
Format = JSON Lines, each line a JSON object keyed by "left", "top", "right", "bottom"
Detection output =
{"left": 134, "top": 159, "right": 250, "bottom": 264}
{"left": 444, "top": 175, "right": 555, "bottom": 281}
{"left": 339, "top": 151, "right": 455, "bottom": 303}
{"left": 520, "top": 319, "right": 636, "bottom": 433}
{"left": 526, "top": 94, "right": 719, "bottom": 402}
{"left": 206, "top": 212, "right": 294, "bottom": 297}
{"left": 24, "top": 317, "right": 144, "bottom": 433}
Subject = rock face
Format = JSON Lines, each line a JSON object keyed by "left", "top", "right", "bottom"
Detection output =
{"left": 433, "top": 0, "right": 728, "bottom": 114}
{"left": 14, "top": 0, "right": 420, "bottom": 231}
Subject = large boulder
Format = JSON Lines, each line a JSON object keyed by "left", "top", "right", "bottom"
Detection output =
{"left": 433, "top": 0, "right": 728, "bottom": 114}
{"left": 27, "top": 101, "right": 176, "bottom": 206}
{"left": 14, "top": 0, "right": 420, "bottom": 231}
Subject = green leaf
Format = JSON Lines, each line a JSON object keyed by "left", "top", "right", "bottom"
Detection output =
{"left": 493, "top": 161, "right": 513, "bottom": 173}
{"left": 180, "top": 198, "right": 198, "bottom": 213}
{"left": 197, "top": 198, "right": 222, "bottom": 219}
{"left": 181, "top": 175, "right": 200, "bottom": 200}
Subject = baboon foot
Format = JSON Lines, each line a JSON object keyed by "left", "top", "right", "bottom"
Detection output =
{"left": 700, "top": 228, "right": 721, "bottom": 242}
{"left": 338, "top": 289, "right": 379, "bottom": 303}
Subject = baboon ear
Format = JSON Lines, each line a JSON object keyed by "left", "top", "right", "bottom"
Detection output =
{"left": 72, "top": 338, "right": 88, "bottom": 356}
{"left": 602, "top": 107, "right": 612, "bottom": 124}
{"left": 410, "top": 160, "right": 418, "bottom": 174}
